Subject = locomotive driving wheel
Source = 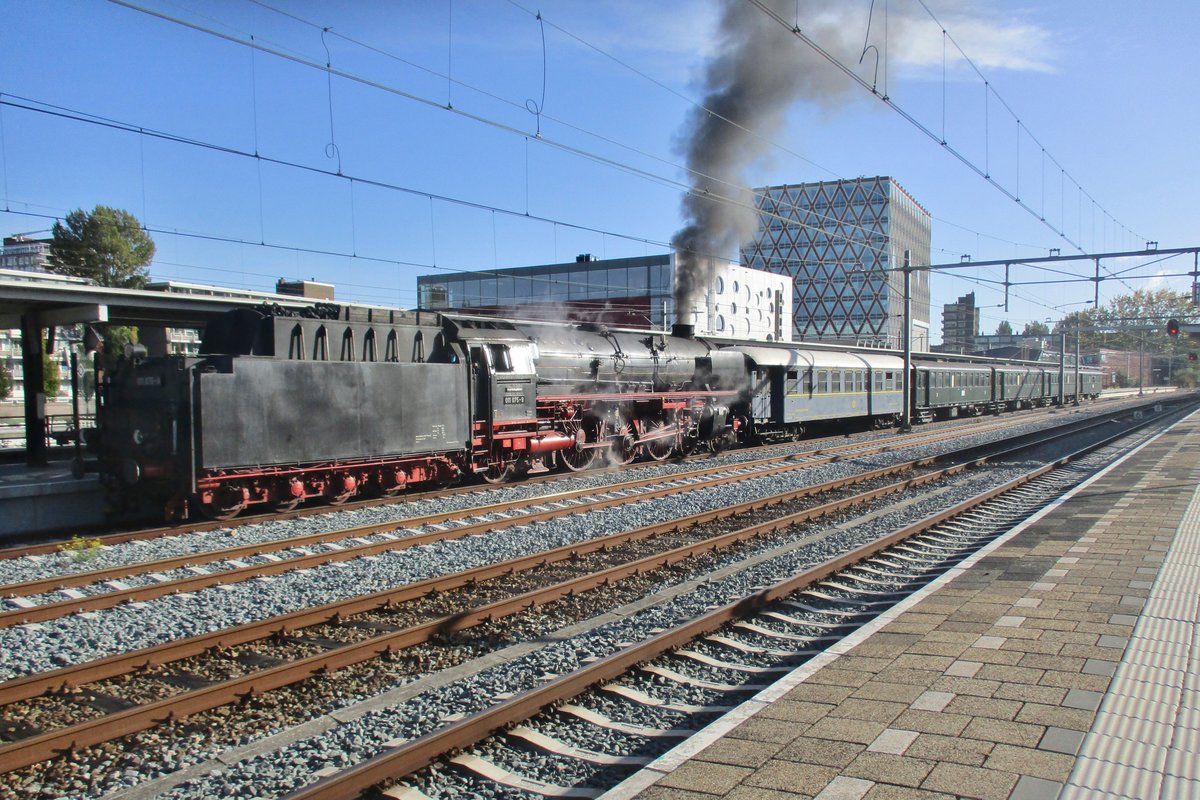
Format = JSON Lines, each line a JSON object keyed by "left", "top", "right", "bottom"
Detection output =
{"left": 483, "top": 459, "right": 516, "bottom": 484}
{"left": 610, "top": 417, "right": 639, "bottom": 466}
{"left": 557, "top": 417, "right": 596, "bottom": 472}
{"left": 642, "top": 418, "right": 677, "bottom": 461}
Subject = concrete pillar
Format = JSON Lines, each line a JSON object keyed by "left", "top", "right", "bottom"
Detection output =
{"left": 20, "top": 313, "right": 46, "bottom": 466}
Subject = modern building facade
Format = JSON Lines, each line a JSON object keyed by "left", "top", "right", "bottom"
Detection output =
{"left": 743, "top": 176, "right": 931, "bottom": 350}
{"left": 1, "top": 235, "right": 52, "bottom": 272}
{"left": 941, "top": 292, "right": 980, "bottom": 352}
{"left": 417, "top": 254, "right": 792, "bottom": 341}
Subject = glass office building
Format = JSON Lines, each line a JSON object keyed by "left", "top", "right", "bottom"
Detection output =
{"left": 743, "top": 176, "right": 931, "bottom": 349}
{"left": 417, "top": 254, "right": 792, "bottom": 341}
{"left": 418, "top": 255, "right": 673, "bottom": 329}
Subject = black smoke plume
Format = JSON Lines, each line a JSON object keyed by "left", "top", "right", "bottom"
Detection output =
{"left": 671, "top": 0, "right": 857, "bottom": 317}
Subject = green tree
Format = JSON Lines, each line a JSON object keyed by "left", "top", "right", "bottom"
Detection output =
{"left": 50, "top": 207, "right": 155, "bottom": 371}
{"left": 1175, "top": 365, "right": 1200, "bottom": 389}
{"left": 42, "top": 349, "right": 61, "bottom": 399}
{"left": 49, "top": 206, "right": 155, "bottom": 288}
{"left": 90, "top": 325, "right": 140, "bottom": 375}
{"left": 996, "top": 320, "right": 1013, "bottom": 336}
{"left": 0, "top": 360, "right": 11, "bottom": 401}
{"left": 1022, "top": 320, "right": 1050, "bottom": 336}
{"left": 1055, "top": 289, "right": 1196, "bottom": 353}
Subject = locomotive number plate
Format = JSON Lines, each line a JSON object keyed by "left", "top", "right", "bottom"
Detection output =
{"left": 503, "top": 395, "right": 526, "bottom": 405}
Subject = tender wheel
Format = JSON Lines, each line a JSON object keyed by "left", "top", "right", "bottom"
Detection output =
{"left": 193, "top": 491, "right": 246, "bottom": 521}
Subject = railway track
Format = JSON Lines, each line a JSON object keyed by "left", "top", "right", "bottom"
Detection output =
{"left": 0, "top": 396, "right": 1190, "bottom": 797}
{"left": 0, "top": 398, "right": 1112, "bottom": 562}
{"left": 0, "top": 408, "right": 1072, "bottom": 624}
{"left": 287, "top": 399, "right": 1190, "bottom": 800}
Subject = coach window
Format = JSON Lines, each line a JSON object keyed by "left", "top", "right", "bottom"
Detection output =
{"left": 802, "top": 369, "right": 813, "bottom": 394}
{"left": 832, "top": 371, "right": 842, "bottom": 393}
{"left": 884, "top": 371, "right": 894, "bottom": 390}
{"left": 785, "top": 370, "right": 799, "bottom": 395}
{"left": 817, "top": 369, "right": 829, "bottom": 393}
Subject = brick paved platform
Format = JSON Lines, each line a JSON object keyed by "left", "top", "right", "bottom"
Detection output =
{"left": 607, "top": 410, "right": 1200, "bottom": 800}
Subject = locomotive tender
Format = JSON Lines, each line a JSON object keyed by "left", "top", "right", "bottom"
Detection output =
{"left": 95, "top": 305, "right": 1102, "bottom": 520}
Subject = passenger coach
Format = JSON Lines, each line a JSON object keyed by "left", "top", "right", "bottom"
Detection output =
{"left": 727, "top": 345, "right": 905, "bottom": 440}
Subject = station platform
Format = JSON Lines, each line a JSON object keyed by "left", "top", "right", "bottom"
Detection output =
{"left": 0, "top": 456, "right": 106, "bottom": 542}
{"left": 610, "top": 410, "right": 1200, "bottom": 800}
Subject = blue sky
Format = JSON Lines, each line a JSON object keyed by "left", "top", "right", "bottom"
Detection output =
{"left": 2, "top": 0, "right": 1197, "bottom": 342}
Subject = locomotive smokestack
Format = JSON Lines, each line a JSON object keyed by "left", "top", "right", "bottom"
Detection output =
{"left": 672, "top": 323, "right": 695, "bottom": 339}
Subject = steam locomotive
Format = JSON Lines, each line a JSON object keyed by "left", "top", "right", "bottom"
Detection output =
{"left": 94, "top": 305, "right": 1102, "bottom": 520}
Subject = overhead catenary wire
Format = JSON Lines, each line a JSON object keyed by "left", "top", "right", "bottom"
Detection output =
{"left": 241, "top": 0, "right": 1080, "bottom": 312}
{"left": 110, "top": 0, "right": 901, "bottom": 267}
{"left": 5, "top": 2, "right": 1164, "bottom": 327}
{"left": 168, "top": 0, "right": 1133, "bottom": 300}
{"left": 744, "top": 0, "right": 1147, "bottom": 268}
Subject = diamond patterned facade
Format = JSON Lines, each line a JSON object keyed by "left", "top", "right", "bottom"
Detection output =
{"left": 742, "top": 177, "right": 931, "bottom": 349}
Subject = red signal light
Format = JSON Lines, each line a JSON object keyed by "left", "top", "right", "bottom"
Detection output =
{"left": 1167, "top": 318, "right": 1180, "bottom": 337}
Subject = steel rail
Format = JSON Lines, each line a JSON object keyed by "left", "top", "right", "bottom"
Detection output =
{"left": 0, "top": 400, "right": 1179, "bottom": 775}
{"left": 284, "top": 403, "right": 1185, "bottom": 800}
{"left": 0, "top": 448, "right": 944, "bottom": 707}
{"left": 0, "top": 449, "right": 984, "bottom": 773}
{"left": 0, "top": 401, "right": 1158, "bottom": 697}
{"left": 0, "top": 417, "right": 1018, "bottom": 625}
{"left": 0, "top": 398, "right": 1085, "bottom": 562}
